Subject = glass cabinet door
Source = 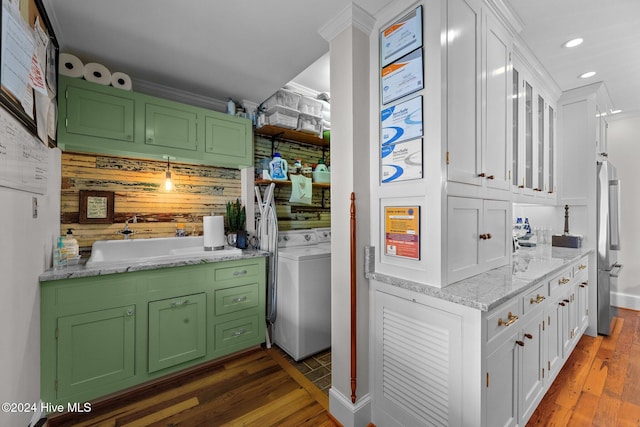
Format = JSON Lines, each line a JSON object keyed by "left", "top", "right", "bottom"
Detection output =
{"left": 512, "top": 68, "right": 519, "bottom": 187}
{"left": 548, "top": 106, "right": 555, "bottom": 194}
{"left": 537, "top": 95, "right": 545, "bottom": 192}
{"left": 525, "top": 82, "right": 533, "bottom": 190}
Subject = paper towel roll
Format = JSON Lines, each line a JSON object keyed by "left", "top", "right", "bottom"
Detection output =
{"left": 59, "top": 53, "right": 84, "bottom": 78}
{"left": 83, "top": 62, "right": 111, "bottom": 85}
{"left": 203, "top": 216, "right": 225, "bottom": 250}
{"left": 111, "top": 71, "right": 132, "bottom": 90}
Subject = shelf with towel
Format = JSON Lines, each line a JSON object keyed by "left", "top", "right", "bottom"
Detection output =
{"left": 255, "top": 178, "right": 330, "bottom": 189}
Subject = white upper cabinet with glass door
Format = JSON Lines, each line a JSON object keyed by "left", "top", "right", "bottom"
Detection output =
{"left": 510, "top": 53, "right": 557, "bottom": 204}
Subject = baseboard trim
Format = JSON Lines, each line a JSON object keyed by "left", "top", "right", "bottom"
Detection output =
{"left": 329, "top": 387, "right": 372, "bottom": 427}
{"left": 612, "top": 291, "right": 640, "bottom": 311}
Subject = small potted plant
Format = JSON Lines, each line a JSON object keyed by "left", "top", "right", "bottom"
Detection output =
{"left": 225, "top": 198, "right": 246, "bottom": 247}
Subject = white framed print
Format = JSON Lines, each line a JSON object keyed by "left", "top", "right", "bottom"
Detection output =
{"left": 381, "top": 49, "right": 423, "bottom": 105}
{"left": 381, "top": 95, "right": 423, "bottom": 146}
{"left": 381, "top": 6, "right": 423, "bottom": 67}
{"left": 381, "top": 138, "right": 423, "bottom": 183}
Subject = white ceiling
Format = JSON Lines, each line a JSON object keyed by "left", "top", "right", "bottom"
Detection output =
{"left": 506, "top": 0, "right": 640, "bottom": 121}
{"left": 42, "top": 0, "right": 640, "bottom": 120}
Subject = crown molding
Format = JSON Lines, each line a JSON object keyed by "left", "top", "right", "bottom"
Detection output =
{"left": 319, "top": 2, "right": 376, "bottom": 42}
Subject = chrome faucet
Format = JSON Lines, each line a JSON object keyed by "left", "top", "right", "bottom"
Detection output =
{"left": 117, "top": 215, "right": 138, "bottom": 240}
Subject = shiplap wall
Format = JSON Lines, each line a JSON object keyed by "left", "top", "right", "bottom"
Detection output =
{"left": 253, "top": 134, "right": 330, "bottom": 230}
{"left": 61, "top": 152, "right": 242, "bottom": 249}
{"left": 61, "top": 134, "right": 330, "bottom": 250}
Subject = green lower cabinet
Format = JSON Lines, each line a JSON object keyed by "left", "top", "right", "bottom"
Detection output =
{"left": 148, "top": 293, "right": 206, "bottom": 373}
{"left": 57, "top": 305, "right": 136, "bottom": 399}
{"left": 40, "top": 257, "right": 266, "bottom": 406}
{"left": 215, "top": 314, "right": 261, "bottom": 354}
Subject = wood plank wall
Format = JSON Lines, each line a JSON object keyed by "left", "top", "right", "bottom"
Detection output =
{"left": 61, "top": 152, "right": 242, "bottom": 249}
{"left": 253, "top": 134, "right": 330, "bottom": 231}
{"left": 61, "top": 134, "right": 330, "bottom": 251}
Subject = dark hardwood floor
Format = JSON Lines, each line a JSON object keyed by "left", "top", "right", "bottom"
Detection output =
{"left": 528, "top": 307, "right": 640, "bottom": 426}
{"left": 46, "top": 307, "right": 640, "bottom": 427}
{"left": 46, "top": 347, "right": 337, "bottom": 427}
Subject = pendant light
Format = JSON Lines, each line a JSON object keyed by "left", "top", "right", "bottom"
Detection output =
{"left": 164, "top": 156, "right": 172, "bottom": 191}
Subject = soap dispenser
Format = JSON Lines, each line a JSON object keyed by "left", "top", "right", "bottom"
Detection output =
{"left": 63, "top": 228, "right": 79, "bottom": 260}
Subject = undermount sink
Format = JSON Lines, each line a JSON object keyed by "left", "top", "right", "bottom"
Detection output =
{"left": 86, "top": 236, "right": 242, "bottom": 268}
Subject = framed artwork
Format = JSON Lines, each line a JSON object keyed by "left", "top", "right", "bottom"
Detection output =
{"left": 79, "top": 190, "right": 115, "bottom": 224}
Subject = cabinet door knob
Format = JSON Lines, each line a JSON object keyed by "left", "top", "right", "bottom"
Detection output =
{"left": 524, "top": 333, "right": 533, "bottom": 340}
{"left": 563, "top": 299, "right": 570, "bottom": 304}
{"left": 486, "top": 175, "right": 495, "bottom": 180}
{"left": 559, "top": 302, "right": 566, "bottom": 307}
{"left": 478, "top": 173, "right": 486, "bottom": 177}
{"left": 126, "top": 308, "right": 135, "bottom": 316}
{"left": 486, "top": 233, "right": 492, "bottom": 239}
{"left": 516, "top": 340, "right": 525, "bottom": 347}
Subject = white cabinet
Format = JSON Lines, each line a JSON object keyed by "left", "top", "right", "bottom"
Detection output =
{"left": 447, "top": 197, "right": 510, "bottom": 284}
{"left": 486, "top": 329, "right": 518, "bottom": 427}
{"left": 373, "top": 290, "right": 464, "bottom": 427}
{"left": 511, "top": 55, "right": 557, "bottom": 202}
{"left": 446, "top": 0, "right": 511, "bottom": 195}
{"left": 517, "top": 312, "right": 545, "bottom": 424}
{"left": 372, "top": 255, "right": 590, "bottom": 427}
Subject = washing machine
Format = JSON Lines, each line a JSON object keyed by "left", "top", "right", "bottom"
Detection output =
{"left": 274, "top": 229, "right": 331, "bottom": 361}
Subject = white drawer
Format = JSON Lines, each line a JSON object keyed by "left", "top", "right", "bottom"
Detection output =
{"left": 486, "top": 298, "right": 521, "bottom": 343}
{"left": 549, "top": 267, "right": 572, "bottom": 295}
{"left": 522, "top": 282, "right": 547, "bottom": 315}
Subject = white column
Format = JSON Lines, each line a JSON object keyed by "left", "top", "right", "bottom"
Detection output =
{"left": 320, "top": 4, "right": 375, "bottom": 427}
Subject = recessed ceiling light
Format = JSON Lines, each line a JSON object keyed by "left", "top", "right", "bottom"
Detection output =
{"left": 563, "top": 38, "right": 584, "bottom": 48}
{"left": 579, "top": 71, "right": 596, "bottom": 79}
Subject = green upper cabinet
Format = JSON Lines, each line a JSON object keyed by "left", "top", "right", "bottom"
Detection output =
{"left": 204, "top": 114, "right": 253, "bottom": 168}
{"left": 57, "top": 76, "right": 253, "bottom": 169}
{"left": 144, "top": 102, "right": 198, "bottom": 152}
{"left": 65, "top": 86, "right": 135, "bottom": 143}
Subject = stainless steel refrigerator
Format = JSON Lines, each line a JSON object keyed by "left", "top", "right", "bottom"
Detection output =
{"left": 597, "top": 160, "right": 622, "bottom": 335}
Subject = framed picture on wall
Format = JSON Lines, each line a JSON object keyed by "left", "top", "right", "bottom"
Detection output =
{"left": 79, "top": 190, "right": 115, "bottom": 224}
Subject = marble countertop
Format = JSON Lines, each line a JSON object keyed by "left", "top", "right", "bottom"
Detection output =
{"left": 39, "top": 249, "right": 270, "bottom": 282}
{"left": 366, "top": 246, "right": 593, "bottom": 311}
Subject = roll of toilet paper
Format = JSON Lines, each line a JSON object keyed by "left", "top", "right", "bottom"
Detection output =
{"left": 59, "top": 53, "right": 84, "bottom": 78}
{"left": 203, "top": 216, "right": 225, "bottom": 250}
{"left": 111, "top": 71, "right": 132, "bottom": 90}
{"left": 83, "top": 62, "right": 111, "bottom": 85}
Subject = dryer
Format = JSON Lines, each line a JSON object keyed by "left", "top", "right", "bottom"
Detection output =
{"left": 274, "top": 229, "right": 331, "bottom": 361}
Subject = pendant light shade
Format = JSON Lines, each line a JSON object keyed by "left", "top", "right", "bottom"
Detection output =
{"left": 164, "top": 157, "right": 172, "bottom": 191}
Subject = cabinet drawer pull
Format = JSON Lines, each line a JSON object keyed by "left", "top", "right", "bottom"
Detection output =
{"left": 171, "top": 299, "right": 189, "bottom": 307}
{"left": 516, "top": 340, "right": 525, "bottom": 347}
{"left": 232, "top": 296, "right": 248, "bottom": 303}
{"left": 126, "top": 308, "right": 135, "bottom": 316}
{"left": 530, "top": 294, "right": 545, "bottom": 304}
{"left": 558, "top": 277, "right": 570, "bottom": 285}
{"left": 524, "top": 333, "right": 533, "bottom": 340}
{"left": 518, "top": 185, "right": 525, "bottom": 189}
{"left": 563, "top": 299, "right": 570, "bottom": 304}
{"left": 580, "top": 281, "right": 588, "bottom": 288}
{"left": 578, "top": 264, "right": 587, "bottom": 270}
{"left": 498, "top": 312, "right": 518, "bottom": 327}
{"left": 233, "top": 270, "right": 248, "bottom": 276}
{"left": 231, "top": 329, "right": 248, "bottom": 337}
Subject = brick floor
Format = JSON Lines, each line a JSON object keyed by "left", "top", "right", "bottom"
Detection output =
{"left": 274, "top": 345, "right": 332, "bottom": 396}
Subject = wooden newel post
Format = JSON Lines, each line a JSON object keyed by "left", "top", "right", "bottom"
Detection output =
{"left": 350, "top": 192, "right": 357, "bottom": 404}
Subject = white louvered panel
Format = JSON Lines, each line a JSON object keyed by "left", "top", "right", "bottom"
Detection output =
{"left": 382, "top": 306, "right": 450, "bottom": 427}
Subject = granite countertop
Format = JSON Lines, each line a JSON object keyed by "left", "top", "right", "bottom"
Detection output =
{"left": 39, "top": 249, "right": 270, "bottom": 282}
{"left": 366, "top": 246, "right": 593, "bottom": 311}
